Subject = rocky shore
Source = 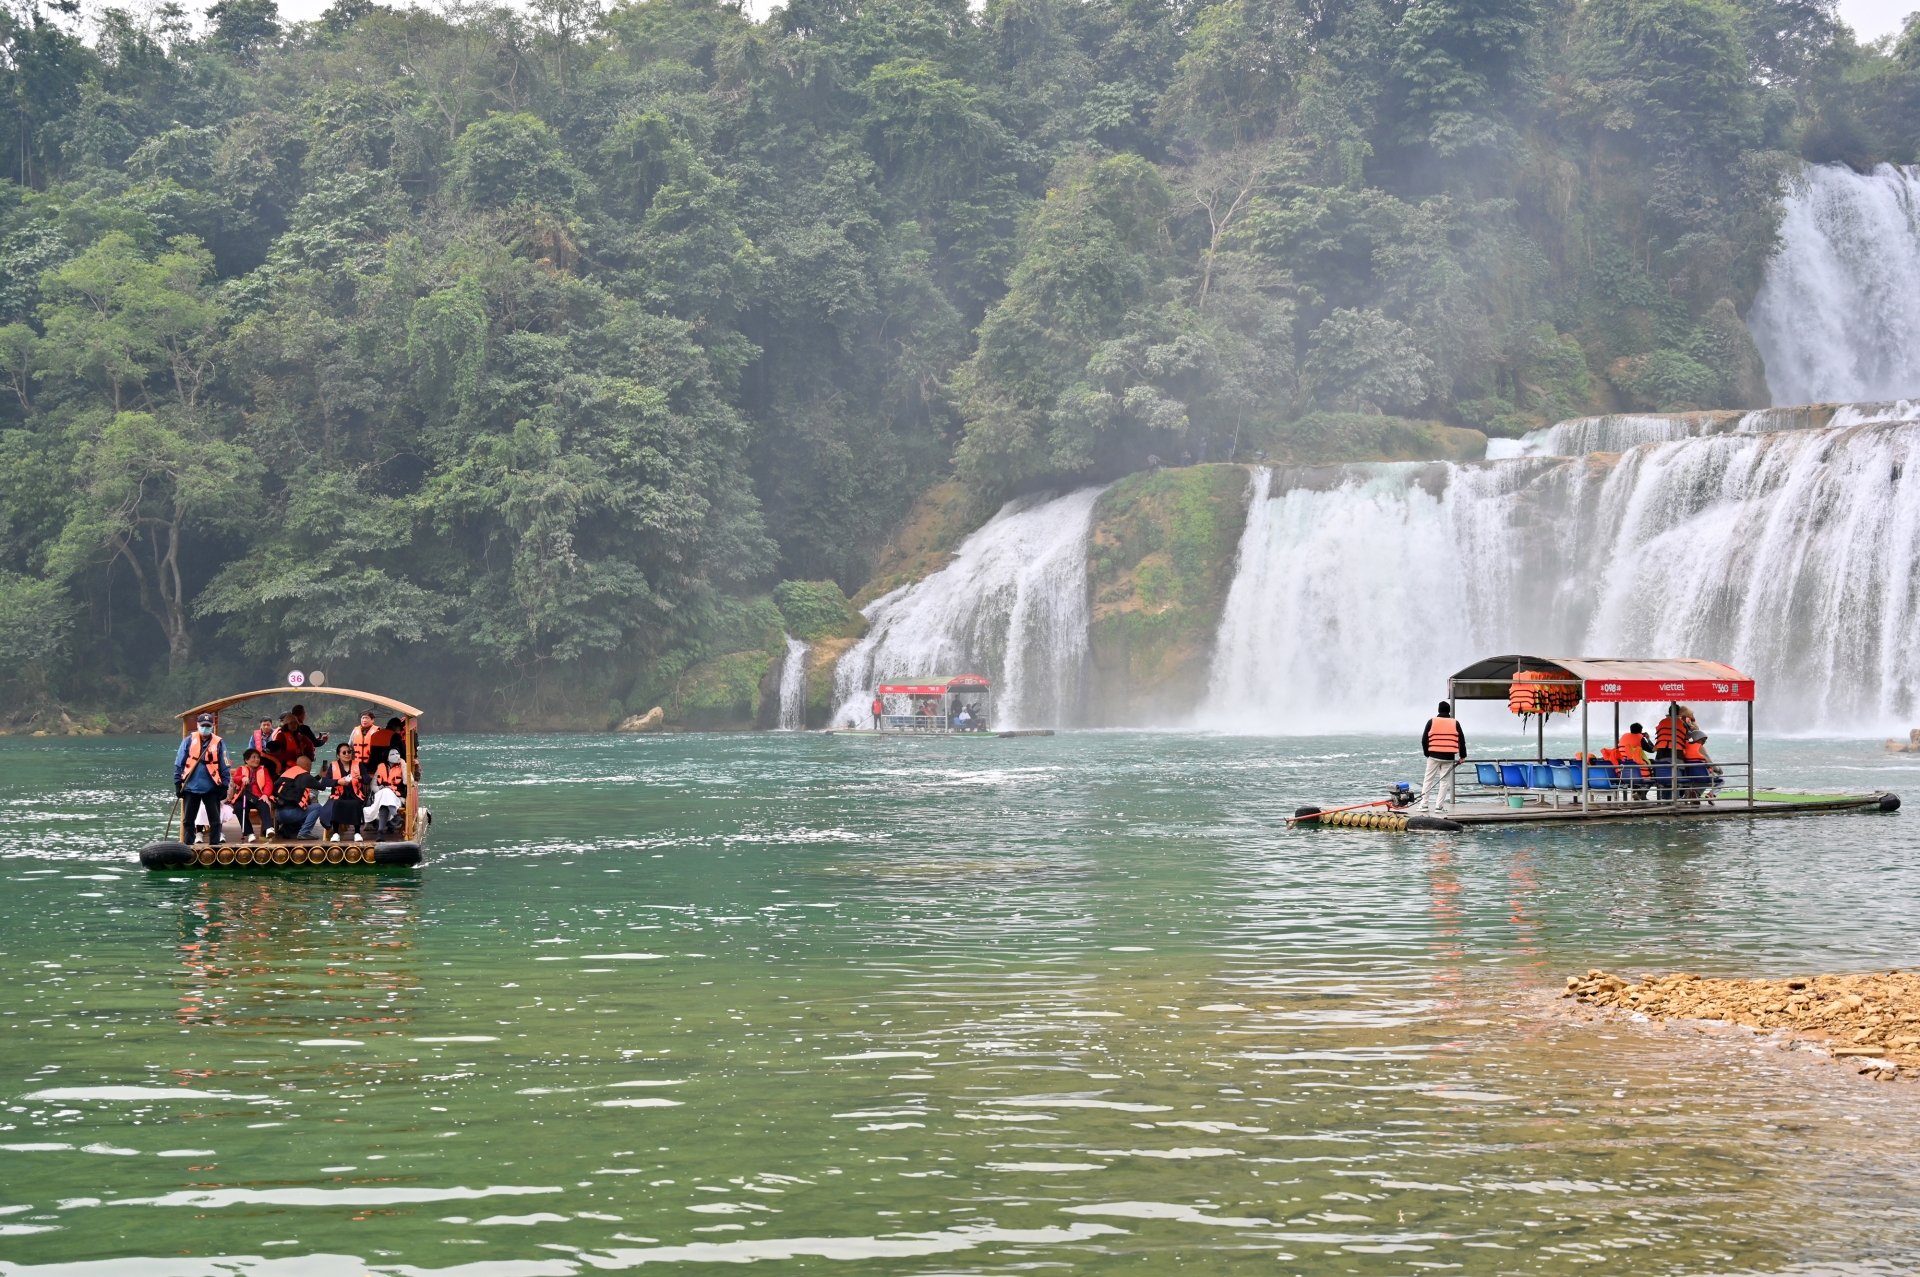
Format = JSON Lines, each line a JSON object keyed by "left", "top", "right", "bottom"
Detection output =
{"left": 1566, "top": 969, "right": 1920, "bottom": 1079}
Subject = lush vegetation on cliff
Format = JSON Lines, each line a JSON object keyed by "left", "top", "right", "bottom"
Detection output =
{"left": 0, "top": 0, "right": 1909, "bottom": 722}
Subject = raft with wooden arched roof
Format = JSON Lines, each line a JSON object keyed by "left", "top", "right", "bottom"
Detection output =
{"left": 138, "top": 687, "right": 430, "bottom": 871}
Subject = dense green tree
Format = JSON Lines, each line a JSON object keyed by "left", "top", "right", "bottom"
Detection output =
{"left": 0, "top": 0, "right": 1904, "bottom": 720}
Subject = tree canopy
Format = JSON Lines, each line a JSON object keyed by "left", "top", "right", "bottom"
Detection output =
{"left": 0, "top": 0, "right": 1908, "bottom": 722}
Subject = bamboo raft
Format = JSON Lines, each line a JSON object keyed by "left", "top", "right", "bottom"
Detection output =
{"left": 137, "top": 686, "right": 429, "bottom": 871}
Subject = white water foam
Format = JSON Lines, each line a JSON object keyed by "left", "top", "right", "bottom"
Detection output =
{"left": 1201, "top": 421, "right": 1920, "bottom": 734}
{"left": 775, "top": 635, "right": 809, "bottom": 731}
{"left": 832, "top": 487, "right": 1105, "bottom": 730}
{"left": 1751, "top": 163, "right": 1920, "bottom": 405}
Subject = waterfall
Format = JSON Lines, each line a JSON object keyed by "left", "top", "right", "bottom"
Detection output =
{"left": 1750, "top": 164, "right": 1920, "bottom": 406}
{"left": 1201, "top": 421, "right": 1920, "bottom": 734}
{"left": 1486, "top": 404, "right": 1903, "bottom": 459}
{"left": 832, "top": 487, "right": 1105, "bottom": 730}
{"left": 776, "top": 635, "right": 809, "bottom": 731}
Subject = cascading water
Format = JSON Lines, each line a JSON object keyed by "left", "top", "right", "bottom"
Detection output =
{"left": 1749, "top": 164, "right": 1920, "bottom": 405}
{"left": 1485, "top": 403, "right": 1920, "bottom": 458}
{"left": 776, "top": 635, "right": 809, "bottom": 731}
{"left": 832, "top": 487, "right": 1105, "bottom": 730}
{"left": 1201, "top": 421, "right": 1920, "bottom": 734}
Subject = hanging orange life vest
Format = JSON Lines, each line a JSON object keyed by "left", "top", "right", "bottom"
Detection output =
{"left": 182, "top": 733, "right": 227, "bottom": 787}
{"left": 1426, "top": 716, "right": 1462, "bottom": 755}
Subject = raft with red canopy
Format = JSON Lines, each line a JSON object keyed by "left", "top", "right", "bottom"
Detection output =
{"left": 1297, "top": 654, "right": 1898, "bottom": 829}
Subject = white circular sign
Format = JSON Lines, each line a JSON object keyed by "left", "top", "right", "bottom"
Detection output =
{"left": 287, "top": 670, "right": 305, "bottom": 687}
{"left": 308, "top": 670, "right": 326, "bottom": 687}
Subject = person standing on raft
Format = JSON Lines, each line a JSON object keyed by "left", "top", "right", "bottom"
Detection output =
{"left": 1419, "top": 702, "right": 1467, "bottom": 812}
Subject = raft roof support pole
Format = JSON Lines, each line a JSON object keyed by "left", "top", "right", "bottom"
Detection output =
{"left": 1581, "top": 695, "right": 1590, "bottom": 812}
{"left": 1747, "top": 698, "right": 1754, "bottom": 811}
{"left": 1537, "top": 711, "right": 1543, "bottom": 763}
{"left": 1668, "top": 706, "right": 1681, "bottom": 809}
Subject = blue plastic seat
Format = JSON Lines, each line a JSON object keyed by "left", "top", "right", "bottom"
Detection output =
{"left": 1500, "top": 763, "right": 1528, "bottom": 787}
{"left": 1585, "top": 763, "right": 1616, "bottom": 790}
{"left": 1476, "top": 763, "right": 1501, "bottom": 786}
{"left": 1551, "top": 765, "right": 1579, "bottom": 790}
{"left": 1527, "top": 764, "right": 1555, "bottom": 788}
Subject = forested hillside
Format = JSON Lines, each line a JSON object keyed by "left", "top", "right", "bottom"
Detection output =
{"left": 1, "top": 0, "right": 1915, "bottom": 726}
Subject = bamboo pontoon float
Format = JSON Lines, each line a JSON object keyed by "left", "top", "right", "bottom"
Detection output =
{"left": 138, "top": 687, "right": 427, "bottom": 870}
{"left": 1296, "top": 656, "right": 1900, "bottom": 829}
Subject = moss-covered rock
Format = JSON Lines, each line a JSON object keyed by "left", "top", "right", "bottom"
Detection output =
{"left": 803, "top": 635, "right": 859, "bottom": 729}
{"left": 665, "top": 650, "right": 775, "bottom": 730}
{"left": 852, "top": 480, "right": 992, "bottom": 608}
{"left": 1085, "top": 463, "right": 1251, "bottom": 725}
{"left": 774, "top": 580, "right": 865, "bottom": 641}
{"left": 1269, "top": 414, "right": 1487, "bottom": 465}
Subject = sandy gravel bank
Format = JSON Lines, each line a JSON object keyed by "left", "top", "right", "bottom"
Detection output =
{"left": 1566, "top": 969, "right": 1920, "bottom": 1078}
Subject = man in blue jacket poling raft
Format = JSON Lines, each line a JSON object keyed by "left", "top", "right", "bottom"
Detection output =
{"left": 174, "top": 712, "right": 232, "bottom": 846}
{"left": 1420, "top": 701, "right": 1467, "bottom": 813}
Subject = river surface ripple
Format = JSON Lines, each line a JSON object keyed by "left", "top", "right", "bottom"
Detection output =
{"left": 1, "top": 732, "right": 1918, "bottom": 1275}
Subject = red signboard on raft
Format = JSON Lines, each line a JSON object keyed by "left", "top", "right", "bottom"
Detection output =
{"left": 1584, "top": 679, "right": 1753, "bottom": 702}
{"left": 878, "top": 685, "right": 949, "bottom": 695}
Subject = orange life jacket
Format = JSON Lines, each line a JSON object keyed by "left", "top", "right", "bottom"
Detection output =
{"left": 327, "top": 759, "right": 366, "bottom": 801}
{"left": 182, "top": 733, "right": 227, "bottom": 787}
{"left": 229, "top": 762, "right": 274, "bottom": 801}
{"left": 1616, "top": 732, "right": 1648, "bottom": 764}
{"left": 871, "top": 698, "right": 883, "bottom": 714}
{"left": 1426, "top": 716, "right": 1462, "bottom": 755}
{"left": 279, "top": 762, "right": 312, "bottom": 808}
{"left": 1654, "top": 717, "right": 1682, "bottom": 751}
{"left": 348, "top": 724, "right": 379, "bottom": 768}
{"left": 1681, "top": 735, "right": 1708, "bottom": 762}
{"left": 374, "top": 760, "right": 407, "bottom": 791}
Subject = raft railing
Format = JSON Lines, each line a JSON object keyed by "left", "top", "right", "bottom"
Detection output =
{"left": 1450, "top": 756, "right": 1754, "bottom": 809}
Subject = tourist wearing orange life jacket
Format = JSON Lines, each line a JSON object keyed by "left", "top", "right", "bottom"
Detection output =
{"left": 370, "top": 749, "right": 410, "bottom": 840}
{"left": 274, "top": 754, "right": 318, "bottom": 837}
{"left": 347, "top": 710, "right": 381, "bottom": 778}
{"left": 173, "top": 713, "right": 230, "bottom": 847}
{"left": 1419, "top": 701, "right": 1468, "bottom": 813}
{"left": 300, "top": 743, "right": 369, "bottom": 842}
{"left": 228, "top": 747, "right": 278, "bottom": 842}
{"left": 1616, "top": 722, "right": 1652, "bottom": 777}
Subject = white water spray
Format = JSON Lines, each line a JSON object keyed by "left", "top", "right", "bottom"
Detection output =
{"left": 1750, "top": 164, "right": 1920, "bottom": 406}
{"left": 776, "top": 635, "right": 809, "bottom": 731}
{"left": 832, "top": 488, "right": 1105, "bottom": 730}
{"left": 1201, "top": 421, "right": 1920, "bottom": 734}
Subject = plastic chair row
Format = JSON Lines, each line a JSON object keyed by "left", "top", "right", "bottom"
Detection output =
{"left": 1474, "top": 760, "right": 1713, "bottom": 794}
{"left": 1475, "top": 760, "right": 1616, "bottom": 791}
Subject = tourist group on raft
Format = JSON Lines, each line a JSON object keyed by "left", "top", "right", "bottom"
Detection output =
{"left": 171, "top": 704, "right": 413, "bottom": 846}
{"left": 1416, "top": 700, "right": 1720, "bottom": 811}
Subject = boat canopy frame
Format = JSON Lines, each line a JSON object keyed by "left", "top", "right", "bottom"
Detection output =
{"left": 1445, "top": 655, "right": 1755, "bottom": 812}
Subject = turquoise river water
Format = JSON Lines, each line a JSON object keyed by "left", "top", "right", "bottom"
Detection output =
{"left": 1, "top": 731, "right": 1919, "bottom": 1276}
